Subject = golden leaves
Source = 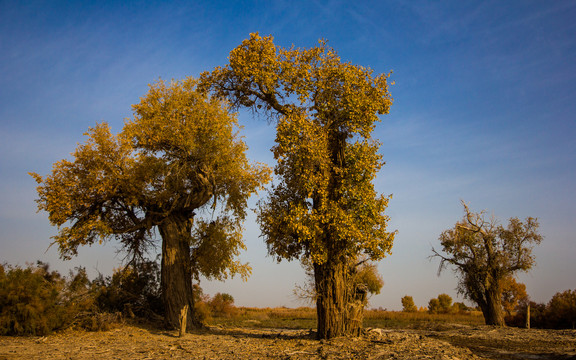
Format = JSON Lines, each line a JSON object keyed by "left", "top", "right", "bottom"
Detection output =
{"left": 204, "top": 34, "right": 396, "bottom": 265}
{"left": 31, "top": 76, "right": 271, "bottom": 274}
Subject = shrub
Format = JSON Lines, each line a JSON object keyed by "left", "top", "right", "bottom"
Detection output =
{"left": 437, "top": 294, "right": 453, "bottom": 313}
{"left": 452, "top": 302, "right": 471, "bottom": 314}
{"left": 428, "top": 294, "right": 456, "bottom": 314}
{"left": 506, "top": 301, "right": 546, "bottom": 328}
{"left": 0, "top": 259, "right": 169, "bottom": 335}
{"left": 0, "top": 262, "right": 69, "bottom": 335}
{"left": 94, "top": 260, "right": 163, "bottom": 318}
{"left": 209, "top": 293, "right": 237, "bottom": 318}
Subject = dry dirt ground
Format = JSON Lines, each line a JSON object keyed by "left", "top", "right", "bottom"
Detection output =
{"left": 1, "top": 323, "right": 575, "bottom": 360}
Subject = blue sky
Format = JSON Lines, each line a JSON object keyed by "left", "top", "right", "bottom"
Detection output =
{"left": 1, "top": 0, "right": 575, "bottom": 310}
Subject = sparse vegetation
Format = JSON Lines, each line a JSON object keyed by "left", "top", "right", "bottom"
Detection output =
{"left": 205, "top": 306, "right": 485, "bottom": 330}
{"left": 0, "top": 262, "right": 103, "bottom": 335}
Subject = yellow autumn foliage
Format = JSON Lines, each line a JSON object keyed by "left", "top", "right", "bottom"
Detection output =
{"left": 201, "top": 32, "right": 395, "bottom": 267}
{"left": 31, "top": 77, "right": 270, "bottom": 281}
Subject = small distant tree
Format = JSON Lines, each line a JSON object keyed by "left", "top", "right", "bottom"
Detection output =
{"left": 501, "top": 277, "right": 528, "bottom": 316}
{"left": 526, "top": 301, "right": 547, "bottom": 328}
{"left": 432, "top": 201, "right": 542, "bottom": 326}
{"left": 452, "top": 302, "right": 471, "bottom": 313}
{"left": 427, "top": 294, "right": 453, "bottom": 314}
{"left": 191, "top": 284, "right": 212, "bottom": 322}
{"left": 209, "top": 293, "right": 237, "bottom": 317}
{"left": 437, "top": 293, "right": 453, "bottom": 313}
{"left": 401, "top": 295, "right": 417, "bottom": 312}
{"left": 428, "top": 298, "right": 441, "bottom": 314}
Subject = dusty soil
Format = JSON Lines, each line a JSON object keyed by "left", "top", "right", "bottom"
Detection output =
{"left": 1, "top": 323, "right": 575, "bottom": 360}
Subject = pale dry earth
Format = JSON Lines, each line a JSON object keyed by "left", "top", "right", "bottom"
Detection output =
{"left": 1, "top": 323, "right": 575, "bottom": 359}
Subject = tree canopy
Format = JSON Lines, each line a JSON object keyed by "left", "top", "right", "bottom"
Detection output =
{"left": 201, "top": 32, "right": 395, "bottom": 271}
{"left": 432, "top": 201, "right": 542, "bottom": 326}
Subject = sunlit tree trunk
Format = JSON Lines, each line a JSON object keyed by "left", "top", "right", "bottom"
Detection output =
{"left": 313, "top": 129, "right": 366, "bottom": 339}
{"left": 314, "top": 259, "right": 349, "bottom": 339}
{"left": 158, "top": 214, "right": 202, "bottom": 330}
{"left": 480, "top": 289, "right": 506, "bottom": 326}
{"left": 346, "top": 283, "right": 368, "bottom": 336}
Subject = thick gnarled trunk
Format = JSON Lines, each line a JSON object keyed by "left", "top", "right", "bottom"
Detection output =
{"left": 158, "top": 214, "right": 202, "bottom": 330}
{"left": 312, "top": 129, "right": 368, "bottom": 339}
{"left": 314, "top": 260, "right": 369, "bottom": 338}
{"left": 480, "top": 289, "right": 506, "bottom": 326}
{"left": 314, "top": 260, "right": 348, "bottom": 339}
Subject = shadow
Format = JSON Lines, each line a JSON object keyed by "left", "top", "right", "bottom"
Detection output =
{"left": 201, "top": 326, "right": 317, "bottom": 341}
{"left": 128, "top": 319, "right": 317, "bottom": 340}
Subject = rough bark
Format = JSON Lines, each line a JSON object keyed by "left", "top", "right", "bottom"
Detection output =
{"left": 312, "top": 128, "right": 364, "bottom": 339}
{"left": 346, "top": 284, "right": 368, "bottom": 336}
{"left": 314, "top": 259, "right": 348, "bottom": 339}
{"left": 480, "top": 289, "right": 506, "bottom": 326}
{"left": 159, "top": 214, "right": 202, "bottom": 331}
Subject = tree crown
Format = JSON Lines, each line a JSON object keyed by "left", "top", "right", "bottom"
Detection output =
{"left": 201, "top": 33, "right": 395, "bottom": 265}
{"left": 433, "top": 201, "right": 542, "bottom": 304}
{"left": 31, "top": 77, "right": 270, "bottom": 280}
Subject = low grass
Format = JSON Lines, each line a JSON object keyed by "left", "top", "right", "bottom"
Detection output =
{"left": 208, "top": 307, "right": 485, "bottom": 330}
{"left": 363, "top": 309, "right": 485, "bottom": 329}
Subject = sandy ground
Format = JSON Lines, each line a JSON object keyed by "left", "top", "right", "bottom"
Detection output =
{"left": 1, "top": 323, "right": 575, "bottom": 359}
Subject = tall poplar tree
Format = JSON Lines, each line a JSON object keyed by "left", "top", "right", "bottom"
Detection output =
{"left": 201, "top": 33, "right": 396, "bottom": 338}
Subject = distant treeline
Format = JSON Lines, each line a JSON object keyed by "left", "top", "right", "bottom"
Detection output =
{"left": 401, "top": 290, "right": 576, "bottom": 330}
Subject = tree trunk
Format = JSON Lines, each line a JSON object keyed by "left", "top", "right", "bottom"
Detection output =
{"left": 159, "top": 214, "right": 202, "bottom": 331}
{"left": 481, "top": 289, "right": 506, "bottom": 326}
{"left": 314, "top": 260, "right": 348, "bottom": 339}
{"left": 311, "top": 127, "right": 360, "bottom": 339}
{"left": 346, "top": 284, "right": 368, "bottom": 336}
